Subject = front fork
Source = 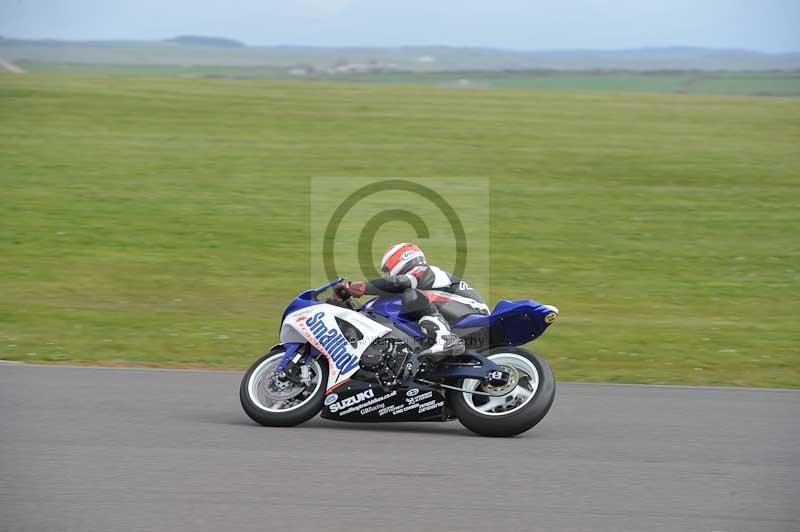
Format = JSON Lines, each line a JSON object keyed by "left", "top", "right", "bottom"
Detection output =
{"left": 274, "top": 342, "right": 318, "bottom": 386}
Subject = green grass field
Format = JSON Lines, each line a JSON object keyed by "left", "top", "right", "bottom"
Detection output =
{"left": 14, "top": 62, "right": 800, "bottom": 96}
{"left": 1, "top": 74, "right": 798, "bottom": 387}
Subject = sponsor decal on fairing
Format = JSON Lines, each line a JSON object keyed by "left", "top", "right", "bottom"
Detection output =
{"left": 325, "top": 389, "right": 399, "bottom": 417}
{"left": 405, "top": 391, "right": 433, "bottom": 404}
{"left": 296, "top": 311, "right": 360, "bottom": 376}
{"left": 418, "top": 399, "right": 445, "bottom": 414}
{"left": 324, "top": 393, "right": 338, "bottom": 406}
{"left": 329, "top": 388, "right": 375, "bottom": 413}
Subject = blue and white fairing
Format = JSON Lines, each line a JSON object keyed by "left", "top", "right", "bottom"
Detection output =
{"left": 281, "top": 299, "right": 392, "bottom": 393}
{"left": 360, "top": 297, "right": 422, "bottom": 337}
{"left": 278, "top": 278, "right": 559, "bottom": 392}
{"left": 361, "top": 296, "right": 560, "bottom": 347}
{"left": 453, "top": 299, "right": 559, "bottom": 346}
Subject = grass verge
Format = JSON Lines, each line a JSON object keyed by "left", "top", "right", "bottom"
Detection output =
{"left": 1, "top": 74, "right": 798, "bottom": 387}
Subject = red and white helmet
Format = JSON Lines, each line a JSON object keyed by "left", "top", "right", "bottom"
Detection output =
{"left": 380, "top": 243, "right": 426, "bottom": 276}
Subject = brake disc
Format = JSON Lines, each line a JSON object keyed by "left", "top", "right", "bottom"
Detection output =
{"left": 484, "top": 365, "right": 519, "bottom": 395}
{"left": 262, "top": 373, "right": 306, "bottom": 401}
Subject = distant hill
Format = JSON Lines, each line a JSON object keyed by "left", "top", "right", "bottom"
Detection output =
{"left": 0, "top": 38, "right": 798, "bottom": 71}
{"left": 165, "top": 35, "right": 244, "bottom": 48}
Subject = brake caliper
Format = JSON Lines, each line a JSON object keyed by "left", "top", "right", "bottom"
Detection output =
{"left": 487, "top": 366, "right": 519, "bottom": 394}
{"left": 299, "top": 365, "right": 312, "bottom": 386}
{"left": 488, "top": 370, "right": 509, "bottom": 386}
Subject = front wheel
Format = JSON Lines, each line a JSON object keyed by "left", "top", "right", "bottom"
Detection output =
{"left": 447, "top": 347, "right": 555, "bottom": 437}
{"left": 240, "top": 346, "right": 328, "bottom": 427}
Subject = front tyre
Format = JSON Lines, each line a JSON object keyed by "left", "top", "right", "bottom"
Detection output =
{"left": 448, "top": 347, "right": 555, "bottom": 437}
{"left": 240, "top": 347, "right": 328, "bottom": 427}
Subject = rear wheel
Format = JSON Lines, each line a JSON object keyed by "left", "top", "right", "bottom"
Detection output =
{"left": 240, "top": 347, "right": 328, "bottom": 427}
{"left": 448, "top": 347, "right": 555, "bottom": 437}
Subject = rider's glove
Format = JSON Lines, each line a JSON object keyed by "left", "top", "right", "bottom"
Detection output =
{"left": 344, "top": 281, "right": 366, "bottom": 298}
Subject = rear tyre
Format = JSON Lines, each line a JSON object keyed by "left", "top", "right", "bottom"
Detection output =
{"left": 240, "top": 346, "right": 328, "bottom": 427}
{"left": 448, "top": 347, "right": 555, "bottom": 437}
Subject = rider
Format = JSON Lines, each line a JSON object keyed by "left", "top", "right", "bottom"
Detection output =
{"left": 337, "top": 243, "right": 489, "bottom": 361}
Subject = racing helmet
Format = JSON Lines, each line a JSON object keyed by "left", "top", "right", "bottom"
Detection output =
{"left": 380, "top": 243, "right": 426, "bottom": 276}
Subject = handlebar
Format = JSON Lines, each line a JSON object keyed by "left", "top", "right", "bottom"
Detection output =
{"left": 310, "top": 278, "right": 345, "bottom": 299}
{"left": 303, "top": 279, "right": 357, "bottom": 309}
{"left": 315, "top": 278, "right": 360, "bottom": 310}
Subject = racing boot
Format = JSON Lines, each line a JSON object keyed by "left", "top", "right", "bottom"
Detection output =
{"left": 418, "top": 313, "right": 465, "bottom": 364}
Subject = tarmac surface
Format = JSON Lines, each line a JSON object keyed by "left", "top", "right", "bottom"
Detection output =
{"left": 1, "top": 363, "right": 798, "bottom": 532}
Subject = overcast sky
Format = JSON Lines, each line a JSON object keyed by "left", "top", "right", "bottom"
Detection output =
{"left": 2, "top": 0, "right": 799, "bottom": 52}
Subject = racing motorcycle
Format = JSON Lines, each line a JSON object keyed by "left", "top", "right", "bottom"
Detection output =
{"left": 240, "top": 279, "right": 558, "bottom": 437}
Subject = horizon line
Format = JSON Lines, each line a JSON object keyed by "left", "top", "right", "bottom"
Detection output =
{"left": 1, "top": 35, "right": 798, "bottom": 56}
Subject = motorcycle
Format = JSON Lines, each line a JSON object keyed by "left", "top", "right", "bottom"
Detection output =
{"left": 240, "top": 279, "right": 558, "bottom": 437}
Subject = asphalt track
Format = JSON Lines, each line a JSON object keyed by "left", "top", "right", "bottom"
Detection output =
{"left": 1, "top": 363, "right": 797, "bottom": 532}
